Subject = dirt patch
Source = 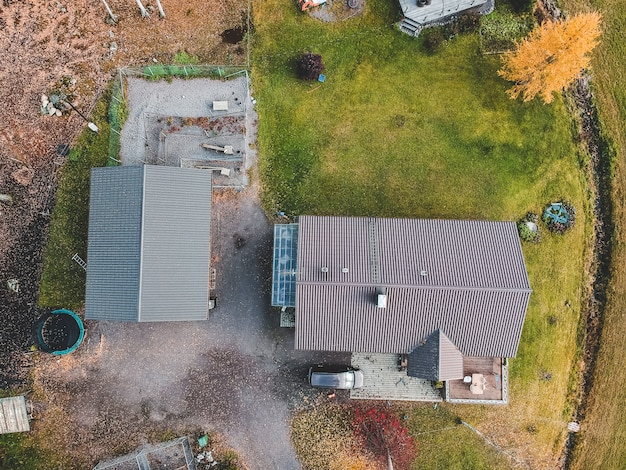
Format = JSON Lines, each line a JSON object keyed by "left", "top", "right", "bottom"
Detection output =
{"left": 11, "top": 167, "right": 36, "bottom": 186}
{"left": 0, "top": 164, "right": 57, "bottom": 387}
{"left": 559, "top": 75, "right": 614, "bottom": 468}
{"left": 222, "top": 27, "right": 245, "bottom": 44}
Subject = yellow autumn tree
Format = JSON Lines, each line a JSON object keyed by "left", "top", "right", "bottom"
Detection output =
{"left": 498, "top": 12, "right": 601, "bottom": 104}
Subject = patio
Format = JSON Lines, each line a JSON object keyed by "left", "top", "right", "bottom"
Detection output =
{"left": 350, "top": 353, "right": 443, "bottom": 402}
{"left": 446, "top": 357, "right": 508, "bottom": 404}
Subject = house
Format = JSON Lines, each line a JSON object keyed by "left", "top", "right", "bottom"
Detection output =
{"left": 272, "top": 215, "right": 531, "bottom": 402}
{"left": 398, "top": 0, "right": 493, "bottom": 37}
{"left": 85, "top": 166, "right": 212, "bottom": 322}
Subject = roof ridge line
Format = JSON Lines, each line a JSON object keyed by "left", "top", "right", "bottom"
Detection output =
{"left": 296, "top": 281, "right": 532, "bottom": 293}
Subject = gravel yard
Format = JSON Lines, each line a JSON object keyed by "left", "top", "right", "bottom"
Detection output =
{"left": 0, "top": 0, "right": 314, "bottom": 467}
{"left": 22, "top": 75, "right": 349, "bottom": 469}
{"left": 32, "top": 184, "right": 349, "bottom": 469}
{"left": 121, "top": 76, "right": 254, "bottom": 188}
{"left": 0, "top": 0, "right": 249, "bottom": 389}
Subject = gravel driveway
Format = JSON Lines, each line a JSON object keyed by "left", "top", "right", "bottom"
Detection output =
{"left": 30, "top": 77, "right": 350, "bottom": 470}
{"left": 32, "top": 76, "right": 348, "bottom": 469}
{"left": 36, "top": 185, "right": 348, "bottom": 469}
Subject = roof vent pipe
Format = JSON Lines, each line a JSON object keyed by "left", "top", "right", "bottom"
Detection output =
{"left": 321, "top": 266, "right": 329, "bottom": 273}
{"left": 341, "top": 267, "right": 349, "bottom": 273}
{"left": 376, "top": 287, "right": 387, "bottom": 309}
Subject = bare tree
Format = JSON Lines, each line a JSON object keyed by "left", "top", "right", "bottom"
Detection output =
{"left": 135, "top": 0, "right": 151, "bottom": 18}
{"left": 100, "top": 0, "right": 117, "bottom": 23}
{"left": 155, "top": 0, "right": 165, "bottom": 18}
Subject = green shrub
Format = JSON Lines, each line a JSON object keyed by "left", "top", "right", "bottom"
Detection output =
{"left": 447, "top": 12, "right": 482, "bottom": 36}
{"left": 173, "top": 50, "right": 200, "bottom": 65}
{"left": 422, "top": 28, "right": 446, "bottom": 54}
{"left": 479, "top": 12, "right": 533, "bottom": 53}
{"left": 297, "top": 52, "right": 325, "bottom": 80}
{"left": 517, "top": 212, "right": 540, "bottom": 243}
{"left": 509, "top": 0, "right": 535, "bottom": 13}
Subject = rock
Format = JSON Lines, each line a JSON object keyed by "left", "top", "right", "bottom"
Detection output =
{"left": 41, "top": 94, "right": 48, "bottom": 104}
{"left": 7, "top": 279, "right": 19, "bottom": 293}
{"left": 48, "top": 106, "right": 57, "bottom": 116}
{"left": 109, "top": 30, "right": 115, "bottom": 38}
{"left": 55, "top": 109, "right": 62, "bottom": 117}
{"left": 0, "top": 194, "right": 13, "bottom": 205}
{"left": 11, "top": 167, "right": 35, "bottom": 186}
{"left": 40, "top": 106, "right": 48, "bottom": 115}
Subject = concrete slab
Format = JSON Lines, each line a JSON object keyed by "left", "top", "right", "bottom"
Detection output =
{"left": 350, "top": 353, "right": 442, "bottom": 402}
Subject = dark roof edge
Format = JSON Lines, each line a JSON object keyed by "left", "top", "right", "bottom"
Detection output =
{"left": 505, "top": 290, "right": 532, "bottom": 358}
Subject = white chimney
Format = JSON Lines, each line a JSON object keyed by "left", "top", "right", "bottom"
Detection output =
{"left": 376, "top": 287, "right": 387, "bottom": 309}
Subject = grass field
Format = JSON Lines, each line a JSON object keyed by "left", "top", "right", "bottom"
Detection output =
{"left": 291, "top": 403, "right": 511, "bottom": 469}
{"left": 557, "top": 1, "right": 626, "bottom": 468}
{"left": 253, "top": 0, "right": 589, "bottom": 466}
{"left": 38, "top": 90, "right": 112, "bottom": 309}
{"left": 407, "top": 404, "right": 513, "bottom": 468}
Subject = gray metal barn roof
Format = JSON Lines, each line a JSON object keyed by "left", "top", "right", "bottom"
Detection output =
{"left": 85, "top": 166, "right": 212, "bottom": 322}
{"left": 294, "top": 216, "right": 531, "bottom": 357}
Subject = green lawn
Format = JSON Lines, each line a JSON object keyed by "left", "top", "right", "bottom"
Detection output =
{"left": 38, "top": 90, "right": 113, "bottom": 309}
{"left": 31, "top": 0, "right": 596, "bottom": 465}
{"left": 558, "top": 1, "right": 626, "bottom": 468}
{"left": 253, "top": 0, "right": 588, "bottom": 466}
{"left": 408, "top": 405, "right": 511, "bottom": 469}
{"left": 255, "top": 4, "right": 577, "bottom": 222}
{"left": 0, "top": 390, "right": 72, "bottom": 469}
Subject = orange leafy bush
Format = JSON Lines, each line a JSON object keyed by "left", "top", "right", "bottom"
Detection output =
{"left": 498, "top": 12, "right": 602, "bottom": 104}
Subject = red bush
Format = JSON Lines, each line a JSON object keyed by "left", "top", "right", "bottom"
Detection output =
{"left": 352, "top": 406, "right": 417, "bottom": 469}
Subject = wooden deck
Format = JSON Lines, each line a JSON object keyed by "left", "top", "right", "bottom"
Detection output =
{"left": 0, "top": 396, "right": 30, "bottom": 434}
{"left": 398, "top": 0, "right": 493, "bottom": 36}
{"left": 446, "top": 357, "right": 508, "bottom": 404}
{"left": 399, "top": 0, "right": 488, "bottom": 25}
